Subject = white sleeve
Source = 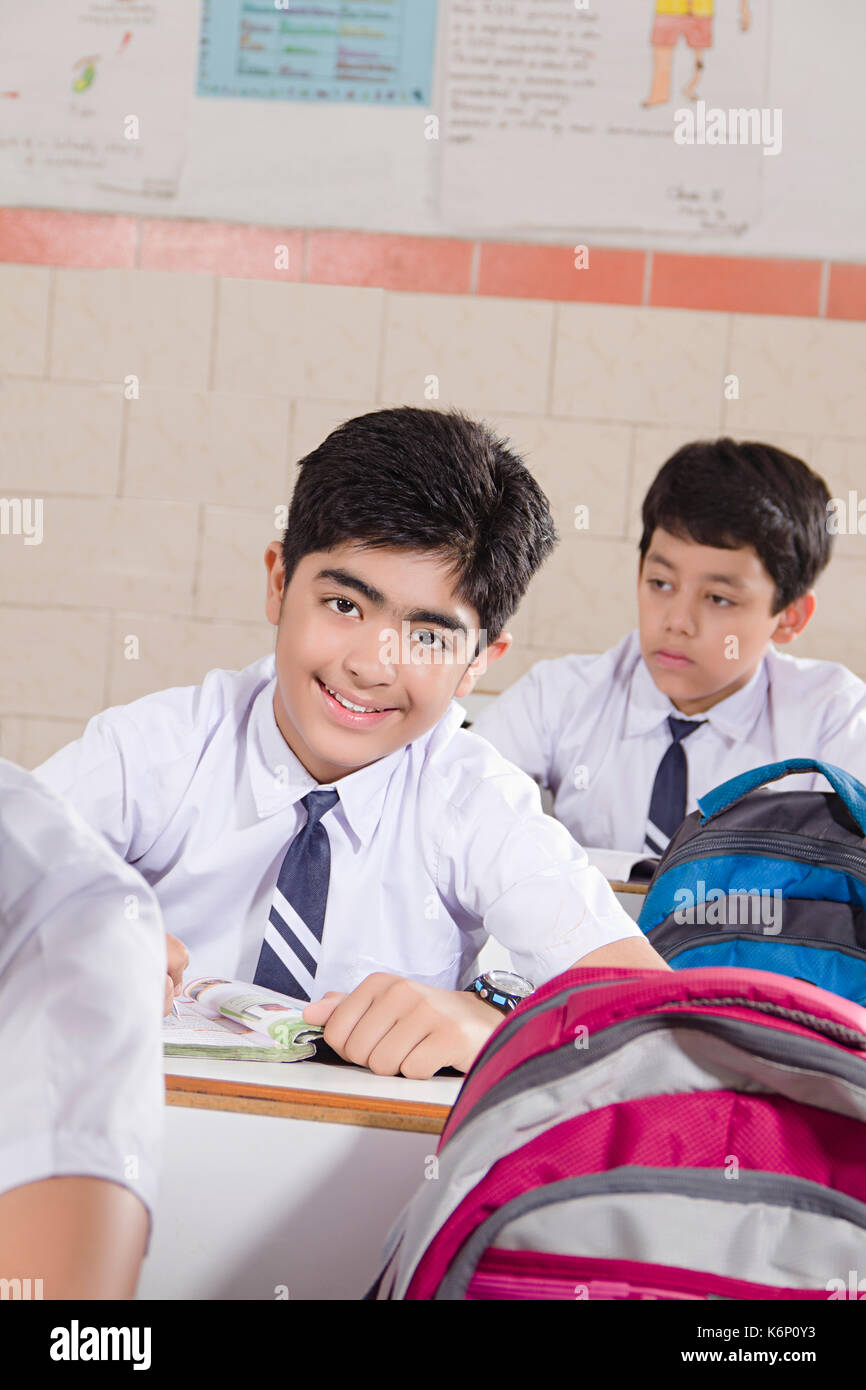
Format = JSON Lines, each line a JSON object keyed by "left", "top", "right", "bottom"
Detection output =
{"left": 815, "top": 689, "right": 866, "bottom": 790}
{"left": 35, "top": 707, "right": 164, "bottom": 862}
{"left": 437, "top": 768, "right": 642, "bottom": 988}
{"left": 472, "top": 662, "right": 559, "bottom": 789}
{"left": 0, "top": 761, "right": 166, "bottom": 1234}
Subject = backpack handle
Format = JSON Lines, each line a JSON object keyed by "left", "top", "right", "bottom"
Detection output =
{"left": 698, "top": 759, "right": 866, "bottom": 836}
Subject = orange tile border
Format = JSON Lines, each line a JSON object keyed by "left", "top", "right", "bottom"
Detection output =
{"left": 0, "top": 208, "right": 864, "bottom": 320}
{"left": 307, "top": 229, "right": 473, "bottom": 292}
{"left": 0, "top": 208, "right": 137, "bottom": 269}
{"left": 478, "top": 243, "right": 645, "bottom": 304}
{"left": 826, "top": 263, "right": 866, "bottom": 321}
{"left": 140, "top": 218, "right": 304, "bottom": 279}
{"left": 650, "top": 252, "right": 822, "bottom": 316}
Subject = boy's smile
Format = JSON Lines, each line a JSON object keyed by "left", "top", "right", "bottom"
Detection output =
{"left": 315, "top": 677, "right": 400, "bottom": 725}
{"left": 264, "top": 541, "right": 509, "bottom": 783}
{"left": 638, "top": 528, "right": 815, "bottom": 716}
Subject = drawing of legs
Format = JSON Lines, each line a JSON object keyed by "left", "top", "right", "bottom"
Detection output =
{"left": 643, "top": 10, "right": 714, "bottom": 107}
{"left": 643, "top": 43, "right": 674, "bottom": 107}
{"left": 682, "top": 49, "right": 707, "bottom": 102}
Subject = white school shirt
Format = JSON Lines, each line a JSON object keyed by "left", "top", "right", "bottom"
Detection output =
{"left": 0, "top": 759, "right": 165, "bottom": 1227}
{"left": 35, "top": 655, "right": 641, "bottom": 994}
{"left": 473, "top": 630, "right": 866, "bottom": 852}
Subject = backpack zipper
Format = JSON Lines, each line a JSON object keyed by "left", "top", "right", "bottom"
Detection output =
{"left": 657, "top": 829, "right": 866, "bottom": 885}
{"left": 663, "top": 930, "right": 866, "bottom": 966}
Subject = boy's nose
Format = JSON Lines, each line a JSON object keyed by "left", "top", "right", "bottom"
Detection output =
{"left": 664, "top": 599, "right": 698, "bottom": 635}
{"left": 343, "top": 624, "right": 399, "bottom": 685}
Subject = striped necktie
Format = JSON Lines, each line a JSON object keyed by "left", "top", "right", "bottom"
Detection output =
{"left": 644, "top": 716, "right": 707, "bottom": 855}
{"left": 253, "top": 787, "right": 339, "bottom": 1001}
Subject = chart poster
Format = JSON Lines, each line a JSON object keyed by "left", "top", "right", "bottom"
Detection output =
{"left": 0, "top": 0, "right": 195, "bottom": 204}
{"left": 198, "top": 0, "right": 439, "bottom": 105}
{"left": 441, "top": 0, "right": 773, "bottom": 234}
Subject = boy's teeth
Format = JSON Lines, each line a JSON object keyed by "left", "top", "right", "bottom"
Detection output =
{"left": 326, "top": 684, "right": 382, "bottom": 714}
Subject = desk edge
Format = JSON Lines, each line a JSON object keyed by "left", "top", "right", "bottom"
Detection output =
{"left": 165, "top": 1073, "right": 451, "bottom": 1134}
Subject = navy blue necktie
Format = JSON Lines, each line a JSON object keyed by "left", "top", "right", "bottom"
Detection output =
{"left": 644, "top": 716, "right": 707, "bottom": 855}
{"left": 253, "top": 788, "right": 339, "bottom": 1001}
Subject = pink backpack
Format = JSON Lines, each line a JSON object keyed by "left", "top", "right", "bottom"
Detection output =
{"left": 373, "top": 967, "right": 866, "bottom": 1300}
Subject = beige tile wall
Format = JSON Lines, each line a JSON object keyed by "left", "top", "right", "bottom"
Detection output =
{"left": 1, "top": 263, "right": 865, "bottom": 768}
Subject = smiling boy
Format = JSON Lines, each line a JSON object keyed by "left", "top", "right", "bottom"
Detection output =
{"left": 474, "top": 438, "right": 866, "bottom": 855}
{"left": 36, "top": 407, "right": 666, "bottom": 1078}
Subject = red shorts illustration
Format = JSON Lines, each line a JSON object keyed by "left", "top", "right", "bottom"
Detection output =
{"left": 651, "top": 15, "right": 714, "bottom": 49}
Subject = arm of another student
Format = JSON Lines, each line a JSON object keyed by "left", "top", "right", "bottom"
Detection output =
{"left": 0, "top": 1178, "right": 149, "bottom": 1299}
{"left": 0, "top": 764, "right": 167, "bottom": 1296}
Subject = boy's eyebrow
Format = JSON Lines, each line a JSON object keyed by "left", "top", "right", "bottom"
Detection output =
{"left": 645, "top": 552, "right": 748, "bottom": 589}
{"left": 313, "top": 568, "right": 468, "bottom": 633}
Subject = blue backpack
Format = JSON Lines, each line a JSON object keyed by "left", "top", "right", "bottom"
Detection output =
{"left": 637, "top": 759, "right": 866, "bottom": 1005}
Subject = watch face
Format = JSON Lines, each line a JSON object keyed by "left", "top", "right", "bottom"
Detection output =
{"left": 484, "top": 970, "right": 534, "bottom": 998}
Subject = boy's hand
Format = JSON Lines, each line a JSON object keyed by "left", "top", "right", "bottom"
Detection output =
{"left": 302, "top": 974, "right": 502, "bottom": 1078}
{"left": 163, "top": 933, "right": 189, "bottom": 1017}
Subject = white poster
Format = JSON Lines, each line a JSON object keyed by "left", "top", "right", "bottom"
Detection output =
{"left": 0, "top": 0, "right": 196, "bottom": 206}
{"left": 440, "top": 0, "right": 774, "bottom": 234}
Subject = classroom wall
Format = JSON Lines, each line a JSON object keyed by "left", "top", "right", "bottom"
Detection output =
{"left": 5, "top": 0, "right": 865, "bottom": 263}
{"left": 1, "top": 216, "right": 865, "bottom": 769}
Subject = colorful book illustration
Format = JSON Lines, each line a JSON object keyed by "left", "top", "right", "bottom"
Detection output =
{"left": 163, "top": 976, "right": 323, "bottom": 1062}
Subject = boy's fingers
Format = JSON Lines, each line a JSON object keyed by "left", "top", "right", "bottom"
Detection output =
{"left": 314, "top": 974, "right": 397, "bottom": 1052}
{"left": 165, "top": 933, "right": 189, "bottom": 989}
{"left": 365, "top": 1011, "right": 434, "bottom": 1076}
{"left": 163, "top": 973, "right": 174, "bottom": 1017}
{"left": 302, "top": 991, "right": 346, "bottom": 1024}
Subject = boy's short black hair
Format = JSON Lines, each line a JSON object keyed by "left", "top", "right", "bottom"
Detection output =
{"left": 639, "top": 438, "right": 833, "bottom": 612}
{"left": 281, "top": 406, "right": 556, "bottom": 642}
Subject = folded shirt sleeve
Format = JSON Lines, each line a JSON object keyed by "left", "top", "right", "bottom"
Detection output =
{"left": 435, "top": 759, "right": 643, "bottom": 987}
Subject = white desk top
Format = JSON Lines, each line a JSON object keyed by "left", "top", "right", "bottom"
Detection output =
{"left": 164, "top": 1053, "right": 463, "bottom": 1108}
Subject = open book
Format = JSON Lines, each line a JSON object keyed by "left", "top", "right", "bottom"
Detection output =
{"left": 584, "top": 847, "right": 659, "bottom": 884}
{"left": 163, "top": 977, "right": 324, "bottom": 1062}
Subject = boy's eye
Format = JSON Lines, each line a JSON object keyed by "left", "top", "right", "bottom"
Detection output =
{"left": 708, "top": 594, "right": 733, "bottom": 607}
{"left": 412, "top": 629, "right": 446, "bottom": 651}
{"left": 648, "top": 577, "right": 671, "bottom": 592}
{"left": 325, "top": 596, "right": 360, "bottom": 617}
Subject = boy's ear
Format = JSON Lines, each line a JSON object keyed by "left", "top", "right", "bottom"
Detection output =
{"left": 455, "top": 631, "right": 513, "bottom": 697}
{"left": 771, "top": 591, "right": 816, "bottom": 646}
{"left": 264, "top": 542, "right": 286, "bottom": 627}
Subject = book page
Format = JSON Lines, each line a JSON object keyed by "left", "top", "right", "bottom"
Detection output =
{"left": 163, "top": 996, "right": 320, "bottom": 1062}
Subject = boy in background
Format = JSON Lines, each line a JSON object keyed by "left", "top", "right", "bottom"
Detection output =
{"left": 474, "top": 439, "right": 866, "bottom": 858}
{"left": 37, "top": 408, "right": 667, "bottom": 1080}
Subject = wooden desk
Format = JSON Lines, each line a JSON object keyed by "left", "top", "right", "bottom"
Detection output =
{"left": 609, "top": 879, "right": 649, "bottom": 896}
{"left": 165, "top": 1055, "right": 456, "bottom": 1134}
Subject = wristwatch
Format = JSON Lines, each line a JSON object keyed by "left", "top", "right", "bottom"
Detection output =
{"left": 464, "top": 970, "right": 535, "bottom": 1015}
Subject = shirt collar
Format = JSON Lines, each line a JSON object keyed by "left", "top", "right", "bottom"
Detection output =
{"left": 624, "top": 646, "right": 769, "bottom": 743}
{"left": 247, "top": 670, "right": 466, "bottom": 844}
